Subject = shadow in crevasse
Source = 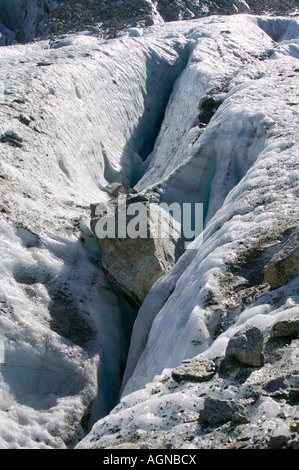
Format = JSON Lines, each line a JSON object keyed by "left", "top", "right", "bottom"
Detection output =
{"left": 117, "top": 41, "right": 193, "bottom": 189}
{"left": 6, "top": 236, "right": 98, "bottom": 413}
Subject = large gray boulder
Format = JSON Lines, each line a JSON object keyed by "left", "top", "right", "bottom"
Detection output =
{"left": 264, "top": 227, "right": 299, "bottom": 289}
{"left": 270, "top": 319, "right": 299, "bottom": 339}
{"left": 91, "top": 194, "right": 183, "bottom": 307}
{"left": 225, "top": 326, "right": 265, "bottom": 367}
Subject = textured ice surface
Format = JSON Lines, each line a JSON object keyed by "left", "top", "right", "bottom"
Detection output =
{"left": 0, "top": 20, "right": 193, "bottom": 448}
{"left": 121, "top": 16, "right": 299, "bottom": 397}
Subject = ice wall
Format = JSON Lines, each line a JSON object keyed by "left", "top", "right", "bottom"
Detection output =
{"left": 0, "top": 22, "right": 204, "bottom": 447}
{"left": 121, "top": 15, "right": 299, "bottom": 397}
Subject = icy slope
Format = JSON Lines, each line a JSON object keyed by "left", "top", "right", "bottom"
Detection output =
{"left": 77, "top": 16, "right": 299, "bottom": 449}
{"left": 0, "top": 24, "right": 195, "bottom": 448}
{"left": 0, "top": 13, "right": 298, "bottom": 449}
{"left": 124, "top": 16, "right": 299, "bottom": 394}
{"left": 120, "top": 15, "right": 299, "bottom": 396}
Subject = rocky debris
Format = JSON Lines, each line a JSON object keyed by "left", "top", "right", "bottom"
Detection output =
{"left": 18, "top": 114, "right": 31, "bottom": 126}
{"left": 41, "top": 0, "right": 298, "bottom": 41}
{"left": 38, "top": 0, "right": 154, "bottom": 40}
{"left": 264, "top": 228, "right": 299, "bottom": 289}
{"left": 199, "top": 397, "right": 248, "bottom": 426}
{"left": 1, "top": 0, "right": 298, "bottom": 45}
{"left": 245, "top": 0, "right": 299, "bottom": 16}
{"left": 171, "top": 357, "right": 216, "bottom": 383}
{"left": 153, "top": 0, "right": 298, "bottom": 23}
{"left": 263, "top": 376, "right": 290, "bottom": 394}
{"left": 225, "top": 326, "right": 265, "bottom": 367}
{"left": 91, "top": 194, "right": 183, "bottom": 307}
{"left": 213, "top": 223, "right": 298, "bottom": 341}
{"left": 270, "top": 319, "right": 299, "bottom": 338}
{"left": 0, "top": 131, "right": 23, "bottom": 148}
{"left": 77, "top": 316, "right": 299, "bottom": 449}
{"left": 102, "top": 183, "right": 124, "bottom": 198}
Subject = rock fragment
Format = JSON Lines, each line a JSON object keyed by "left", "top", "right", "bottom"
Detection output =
{"left": 270, "top": 319, "right": 299, "bottom": 339}
{"left": 199, "top": 397, "right": 247, "bottom": 426}
{"left": 225, "top": 326, "right": 264, "bottom": 367}
{"left": 267, "top": 435, "right": 289, "bottom": 449}
{"left": 0, "top": 131, "right": 23, "bottom": 148}
{"left": 172, "top": 357, "right": 216, "bottom": 383}
{"left": 18, "top": 114, "right": 31, "bottom": 126}
{"left": 91, "top": 194, "right": 183, "bottom": 307}
{"left": 264, "top": 227, "right": 299, "bottom": 288}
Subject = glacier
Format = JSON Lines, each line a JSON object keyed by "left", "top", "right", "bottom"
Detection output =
{"left": 0, "top": 12, "right": 298, "bottom": 449}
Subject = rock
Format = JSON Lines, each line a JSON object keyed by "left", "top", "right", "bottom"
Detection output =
{"left": 264, "top": 227, "right": 299, "bottom": 288}
{"left": 102, "top": 182, "right": 124, "bottom": 197}
{"left": 290, "top": 422, "right": 299, "bottom": 432}
{"left": 115, "top": 22, "right": 126, "bottom": 31}
{"left": 199, "top": 397, "right": 247, "bottom": 426}
{"left": 225, "top": 326, "right": 264, "bottom": 367}
{"left": 232, "top": 412, "right": 250, "bottom": 425}
{"left": 270, "top": 319, "right": 299, "bottom": 339}
{"left": 0, "top": 131, "right": 23, "bottom": 148}
{"left": 144, "top": 17, "right": 154, "bottom": 27}
{"left": 172, "top": 357, "right": 216, "bottom": 383}
{"left": 289, "top": 440, "right": 299, "bottom": 449}
{"left": 129, "top": 187, "right": 138, "bottom": 194}
{"left": 18, "top": 114, "right": 31, "bottom": 126}
{"left": 127, "top": 193, "right": 148, "bottom": 203}
{"left": 198, "top": 96, "right": 217, "bottom": 111}
{"left": 217, "top": 356, "right": 254, "bottom": 382}
{"left": 226, "top": 441, "right": 248, "bottom": 449}
{"left": 91, "top": 195, "right": 183, "bottom": 307}
{"left": 267, "top": 435, "right": 289, "bottom": 449}
{"left": 37, "top": 61, "right": 53, "bottom": 66}
{"left": 288, "top": 389, "right": 299, "bottom": 404}
{"left": 108, "top": 442, "right": 146, "bottom": 449}
{"left": 263, "top": 376, "right": 289, "bottom": 393}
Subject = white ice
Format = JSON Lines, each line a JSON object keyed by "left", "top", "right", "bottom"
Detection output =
{"left": 121, "top": 15, "right": 299, "bottom": 397}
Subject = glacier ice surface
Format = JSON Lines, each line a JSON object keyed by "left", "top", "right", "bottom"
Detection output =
{"left": 0, "top": 13, "right": 298, "bottom": 448}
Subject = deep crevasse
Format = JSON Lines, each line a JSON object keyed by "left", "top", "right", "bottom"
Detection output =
{"left": 0, "top": 24, "right": 196, "bottom": 448}
{"left": 77, "top": 15, "right": 299, "bottom": 449}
